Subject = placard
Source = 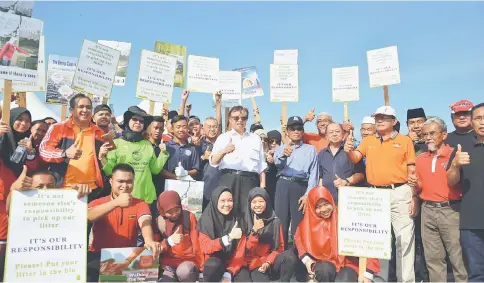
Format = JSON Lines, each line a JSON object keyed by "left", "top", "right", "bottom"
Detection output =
{"left": 270, "top": 64, "right": 299, "bottom": 102}
{"left": 338, "top": 187, "right": 392, "bottom": 259}
{"left": 332, "top": 66, "right": 359, "bottom": 102}
{"left": 217, "top": 71, "right": 241, "bottom": 108}
{"left": 98, "top": 40, "right": 131, "bottom": 86}
{"left": 135, "top": 49, "right": 176, "bottom": 104}
{"left": 274, "top": 49, "right": 298, "bottom": 65}
{"left": 154, "top": 41, "right": 186, "bottom": 88}
{"left": 99, "top": 248, "right": 159, "bottom": 282}
{"left": 4, "top": 189, "right": 87, "bottom": 282}
{"left": 72, "top": 39, "right": 120, "bottom": 98}
{"left": 0, "top": 1, "right": 34, "bottom": 17}
{"left": 233, "top": 66, "right": 264, "bottom": 99}
{"left": 367, "top": 46, "right": 401, "bottom": 88}
{"left": 186, "top": 55, "right": 219, "bottom": 94}
{"left": 0, "top": 13, "right": 43, "bottom": 82}
{"left": 45, "top": 55, "right": 78, "bottom": 104}
{"left": 165, "top": 180, "right": 203, "bottom": 219}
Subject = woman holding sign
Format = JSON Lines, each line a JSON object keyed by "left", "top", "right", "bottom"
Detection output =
{"left": 196, "top": 186, "right": 251, "bottom": 282}
{"left": 294, "top": 186, "right": 380, "bottom": 282}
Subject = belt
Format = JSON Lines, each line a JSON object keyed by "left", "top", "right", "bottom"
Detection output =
{"left": 424, "top": 200, "right": 460, "bottom": 208}
{"left": 279, "top": 175, "right": 309, "bottom": 183}
{"left": 221, "top": 169, "right": 258, "bottom": 177}
{"left": 370, "top": 183, "right": 406, "bottom": 189}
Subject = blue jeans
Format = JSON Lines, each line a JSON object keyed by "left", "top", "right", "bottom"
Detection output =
{"left": 460, "top": 229, "right": 484, "bottom": 281}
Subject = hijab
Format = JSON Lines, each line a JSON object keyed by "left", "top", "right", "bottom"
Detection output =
{"left": 1, "top": 107, "right": 31, "bottom": 174}
{"left": 121, "top": 106, "right": 152, "bottom": 142}
{"left": 245, "top": 187, "right": 281, "bottom": 250}
{"left": 156, "top": 191, "right": 185, "bottom": 236}
{"left": 299, "top": 186, "right": 344, "bottom": 271}
{"left": 196, "top": 186, "right": 239, "bottom": 258}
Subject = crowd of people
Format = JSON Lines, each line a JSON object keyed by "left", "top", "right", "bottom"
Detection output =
{"left": 0, "top": 89, "right": 482, "bottom": 283}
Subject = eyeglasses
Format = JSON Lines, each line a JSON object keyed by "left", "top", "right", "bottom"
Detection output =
{"left": 231, "top": 116, "right": 248, "bottom": 122}
{"left": 288, "top": 125, "right": 304, "bottom": 131}
{"left": 422, "top": 131, "right": 441, "bottom": 138}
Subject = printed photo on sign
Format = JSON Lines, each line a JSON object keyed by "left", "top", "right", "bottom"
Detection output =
{"left": 98, "top": 40, "right": 131, "bottom": 86}
{"left": 270, "top": 64, "right": 299, "bottom": 102}
{"left": 0, "top": 12, "right": 42, "bottom": 82}
{"left": 154, "top": 41, "right": 186, "bottom": 88}
{"left": 367, "top": 45, "right": 401, "bottom": 88}
{"left": 187, "top": 55, "right": 219, "bottom": 94}
{"left": 4, "top": 190, "right": 87, "bottom": 282}
{"left": 338, "top": 187, "right": 392, "bottom": 259}
{"left": 72, "top": 40, "right": 120, "bottom": 98}
{"left": 99, "top": 248, "right": 159, "bottom": 282}
{"left": 332, "top": 66, "right": 359, "bottom": 102}
{"left": 0, "top": 1, "right": 34, "bottom": 17}
{"left": 45, "top": 55, "right": 78, "bottom": 104}
{"left": 165, "top": 180, "right": 203, "bottom": 220}
{"left": 233, "top": 66, "right": 264, "bottom": 99}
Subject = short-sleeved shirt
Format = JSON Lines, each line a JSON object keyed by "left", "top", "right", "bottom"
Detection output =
{"left": 165, "top": 140, "right": 200, "bottom": 173}
{"left": 303, "top": 133, "right": 329, "bottom": 153}
{"left": 448, "top": 139, "right": 484, "bottom": 229}
{"left": 413, "top": 140, "right": 428, "bottom": 157}
{"left": 416, "top": 144, "right": 461, "bottom": 202}
{"left": 63, "top": 126, "right": 97, "bottom": 189}
{"left": 88, "top": 196, "right": 151, "bottom": 252}
{"left": 196, "top": 138, "right": 214, "bottom": 181}
{"left": 318, "top": 145, "right": 365, "bottom": 203}
{"left": 445, "top": 130, "right": 476, "bottom": 152}
{"left": 357, "top": 132, "right": 416, "bottom": 186}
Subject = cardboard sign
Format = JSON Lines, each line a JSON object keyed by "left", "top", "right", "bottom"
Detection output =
{"left": 99, "top": 248, "right": 159, "bottom": 282}
{"left": 270, "top": 64, "right": 299, "bottom": 102}
{"left": 45, "top": 55, "right": 78, "bottom": 104}
{"left": 332, "top": 66, "right": 359, "bottom": 102}
{"left": 98, "top": 40, "right": 131, "bottom": 86}
{"left": 187, "top": 55, "right": 219, "bottom": 94}
{"left": 154, "top": 41, "right": 187, "bottom": 88}
{"left": 367, "top": 46, "right": 401, "bottom": 88}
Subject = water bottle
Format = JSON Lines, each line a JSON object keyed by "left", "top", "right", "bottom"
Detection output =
{"left": 10, "top": 139, "right": 27, "bottom": 164}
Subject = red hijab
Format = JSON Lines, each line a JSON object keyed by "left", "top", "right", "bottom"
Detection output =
{"left": 156, "top": 191, "right": 183, "bottom": 236}
{"left": 299, "top": 186, "right": 344, "bottom": 271}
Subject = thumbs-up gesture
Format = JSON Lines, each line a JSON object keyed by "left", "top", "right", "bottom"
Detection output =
{"left": 169, "top": 226, "right": 184, "bottom": 246}
{"left": 304, "top": 108, "right": 316, "bottom": 122}
{"left": 159, "top": 142, "right": 167, "bottom": 152}
{"left": 252, "top": 214, "right": 265, "bottom": 233}
{"left": 175, "top": 162, "right": 188, "bottom": 178}
{"left": 223, "top": 138, "right": 235, "bottom": 154}
{"left": 333, "top": 174, "right": 348, "bottom": 188}
{"left": 344, "top": 130, "right": 355, "bottom": 153}
{"left": 66, "top": 139, "right": 82, "bottom": 160}
{"left": 11, "top": 165, "right": 32, "bottom": 191}
{"left": 0, "top": 120, "right": 10, "bottom": 137}
{"left": 228, "top": 221, "right": 242, "bottom": 240}
{"left": 283, "top": 143, "right": 294, "bottom": 157}
{"left": 98, "top": 142, "right": 113, "bottom": 160}
{"left": 453, "top": 144, "right": 470, "bottom": 167}
{"left": 114, "top": 193, "right": 132, "bottom": 208}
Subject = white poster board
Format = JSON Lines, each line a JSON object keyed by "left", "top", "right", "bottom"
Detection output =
{"left": 338, "top": 187, "right": 392, "bottom": 259}
{"left": 44, "top": 55, "right": 78, "bottom": 104}
{"left": 270, "top": 64, "right": 299, "bottom": 102}
{"left": 165, "top": 180, "right": 203, "bottom": 219}
{"left": 274, "top": 49, "right": 298, "bottom": 65}
{"left": 4, "top": 189, "right": 87, "bottom": 282}
{"left": 135, "top": 49, "right": 176, "bottom": 104}
{"left": 367, "top": 46, "right": 401, "bottom": 88}
{"left": 217, "top": 70, "right": 242, "bottom": 108}
{"left": 72, "top": 39, "right": 120, "bottom": 98}
{"left": 98, "top": 40, "right": 131, "bottom": 86}
{"left": 332, "top": 66, "right": 359, "bottom": 102}
{"left": 186, "top": 55, "right": 219, "bottom": 94}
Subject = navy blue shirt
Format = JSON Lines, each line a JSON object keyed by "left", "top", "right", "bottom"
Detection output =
{"left": 318, "top": 144, "right": 365, "bottom": 203}
{"left": 164, "top": 140, "right": 201, "bottom": 173}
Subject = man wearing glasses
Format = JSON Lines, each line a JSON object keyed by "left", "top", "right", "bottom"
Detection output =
{"left": 273, "top": 116, "right": 318, "bottom": 249}
{"left": 210, "top": 106, "right": 267, "bottom": 220}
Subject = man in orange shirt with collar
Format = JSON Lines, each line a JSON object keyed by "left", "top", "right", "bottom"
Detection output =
{"left": 345, "top": 106, "right": 417, "bottom": 283}
{"left": 302, "top": 111, "right": 332, "bottom": 152}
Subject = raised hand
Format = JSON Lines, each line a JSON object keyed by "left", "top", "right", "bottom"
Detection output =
{"left": 66, "top": 139, "right": 82, "bottom": 160}
{"left": 252, "top": 214, "right": 265, "bottom": 233}
{"left": 0, "top": 120, "right": 10, "bottom": 136}
{"left": 223, "top": 138, "right": 235, "bottom": 154}
{"left": 453, "top": 144, "right": 470, "bottom": 167}
{"left": 169, "top": 226, "right": 183, "bottom": 246}
{"left": 11, "top": 165, "right": 32, "bottom": 191}
{"left": 344, "top": 130, "right": 355, "bottom": 153}
{"left": 283, "top": 143, "right": 294, "bottom": 157}
{"left": 181, "top": 89, "right": 190, "bottom": 101}
{"left": 115, "top": 193, "right": 132, "bottom": 208}
{"left": 228, "top": 221, "right": 242, "bottom": 240}
{"left": 304, "top": 108, "right": 316, "bottom": 123}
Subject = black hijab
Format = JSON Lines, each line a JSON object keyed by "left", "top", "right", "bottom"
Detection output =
{"left": 1, "top": 107, "right": 31, "bottom": 174}
{"left": 245, "top": 187, "right": 281, "bottom": 251}
{"left": 121, "top": 106, "right": 152, "bottom": 142}
{"left": 196, "top": 186, "right": 240, "bottom": 259}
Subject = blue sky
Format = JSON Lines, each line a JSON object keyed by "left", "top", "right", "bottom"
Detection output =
{"left": 30, "top": 1, "right": 484, "bottom": 138}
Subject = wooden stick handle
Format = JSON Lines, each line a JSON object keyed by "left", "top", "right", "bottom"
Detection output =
{"left": 250, "top": 97, "right": 261, "bottom": 123}
{"left": 344, "top": 102, "right": 349, "bottom": 121}
{"left": 102, "top": 97, "right": 109, "bottom": 105}
{"left": 383, "top": 85, "right": 390, "bottom": 106}
{"left": 149, "top": 101, "right": 155, "bottom": 115}
{"left": 2, "top": 80, "right": 12, "bottom": 122}
{"left": 163, "top": 103, "right": 169, "bottom": 120}
{"left": 281, "top": 102, "right": 287, "bottom": 127}
{"left": 358, "top": 257, "right": 368, "bottom": 281}
{"left": 61, "top": 105, "right": 67, "bottom": 122}
{"left": 225, "top": 107, "right": 230, "bottom": 132}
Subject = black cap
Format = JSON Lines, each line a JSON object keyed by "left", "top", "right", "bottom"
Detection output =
{"left": 189, "top": 115, "right": 200, "bottom": 122}
{"left": 250, "top": 123, "right": 263, "bottom": 133}
{"left": 168, "top": 110, "right": 178, "bottom": 120}
{"left": 406, "top": 108, "right": 426, "bottom": 121}
{"left": 287, "top": 116, "right": 304, "bottom": 127}
{"left": 93, "top": 104, "right": 112, "bottom": 116}
{"left": 267, "top": 130, "right": 282, "bottom": 142}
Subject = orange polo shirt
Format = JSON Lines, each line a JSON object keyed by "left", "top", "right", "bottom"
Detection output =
{"left": 88, "top": 196, "right": 152, "bottom": 252}
{"left": 62, "top": 125, "right": 97, "bottom": 189}
{"left": 416, "top": 144, "right": 461, "bottom": 202}
{"left": 357, "top": 132, "right": 416, "bottom": 186}
{"left": 303, "top": 133, "right": 329, "bottom": 152}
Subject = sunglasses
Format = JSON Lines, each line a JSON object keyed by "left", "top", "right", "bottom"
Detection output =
{"left": 231, "top": 116, "right": 248, "bottom": 122}
{"left": 268, "top": 139, "right": 280, "bottom": 144}
{"left": 131, "top": 117, "right": 145, "bottom": 123}
{"left": 288, "top": 125, "right": 304, "bottom": 131}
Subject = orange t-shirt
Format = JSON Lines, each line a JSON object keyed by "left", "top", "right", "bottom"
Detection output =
{"left": 357, "top": 132, "right": 416, "bottom": 186}
{"left": 88, "top": 196, "right": 151, "bottom": 252}
{"left": 62, "top": 126, "right": 97, "bottom": 189}
{"left": 303, "top": 133, "right": 329, "bottom": 152}
{"left": 416, "top": 144, "right": 461, "bottom": 202}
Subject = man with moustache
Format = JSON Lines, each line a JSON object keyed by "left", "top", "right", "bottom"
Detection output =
{"left": 407, "top": 108, "right": 428, "bottom": 156}
{"left": 92, "top": 104, "right": 113, "bottom": 134}
{"left": 302, "top": 111, "right": 332, "bottom": 152}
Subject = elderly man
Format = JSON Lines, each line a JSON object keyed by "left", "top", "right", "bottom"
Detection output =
{"left": 303, "top": 111, "right": 333, "bottom": 152}
{"left": 445, "top": 99, "right": 475, "bottom": 150}
{"left": 360, "top": 116, "right": 376, "bottom": 138}
{"left": 416, "top": 117, "right": 467, "bottom": 282}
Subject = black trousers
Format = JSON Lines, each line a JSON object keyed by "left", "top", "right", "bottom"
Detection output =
{"left": 203, "top": 257, "right": 251, "bottom": 282}
{"left": 86, "top": 251, "right": 101, "bottom": 282}
{"left": 414, "top": 213, "right": 429, "bottom": 282}
{"left": 249, "top": 249, "right": 298, "bottom": 282}
{"left": 274, "top": 178, "right": 307, "bottom": 249}
{"left": 335, "top": 266, "right": 358, "bottom": 282}
{"left": 295, "top": 260, "right": 337, "bottom": 282}
{"left": 218, "top": 171, "right": 259, "bottom": 219}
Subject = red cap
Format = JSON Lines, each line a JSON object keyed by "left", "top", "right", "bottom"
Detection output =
{"left": 450, "top": 100, "right": 474, "bottom": 113}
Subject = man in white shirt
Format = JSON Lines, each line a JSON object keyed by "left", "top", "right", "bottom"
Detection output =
{"left": 210, "top": 106, "right": 267, "bottom": 221}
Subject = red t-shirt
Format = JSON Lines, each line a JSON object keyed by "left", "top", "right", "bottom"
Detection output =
{"left": 88, "top": 196, "right": 151, "bottom": 252}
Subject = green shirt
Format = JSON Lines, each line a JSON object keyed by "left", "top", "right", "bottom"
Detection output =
{"left": 103, "top": 139, "right": 169, "bottom": 203}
